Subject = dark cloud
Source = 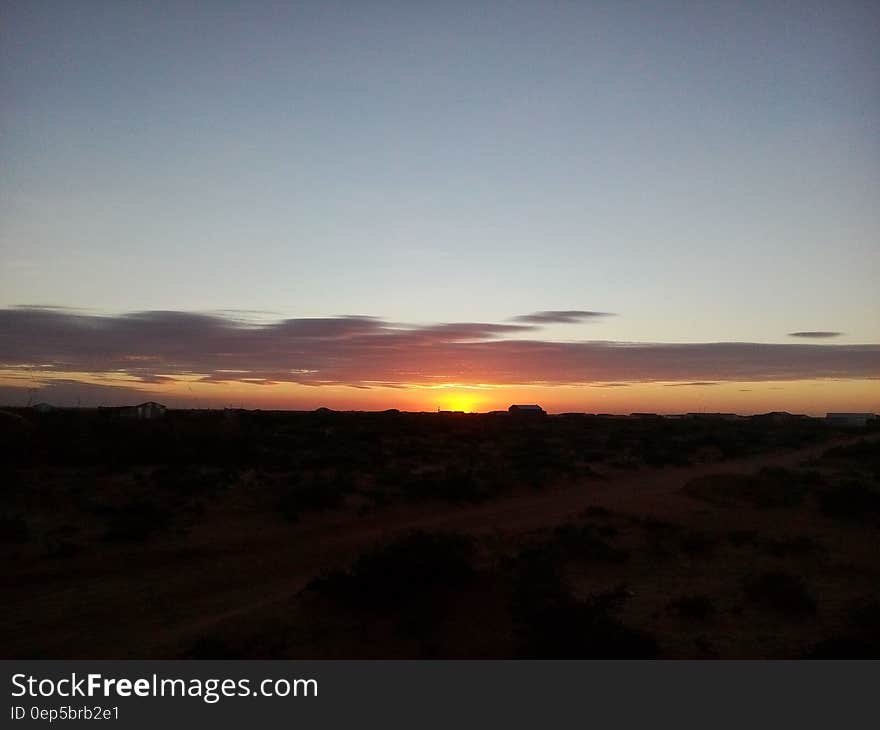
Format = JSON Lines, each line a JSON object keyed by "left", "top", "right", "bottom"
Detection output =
{"left": 1, "top": 308, "right": 878, "bottom": 391}
{"left": 513, "top": 310, "right": 615, "bottom": 324}
{"left": 789, "top": 331, "right": 843, "bottom": 338}
{"left": 0, "top": 379, "right": 167, "bottom": 408}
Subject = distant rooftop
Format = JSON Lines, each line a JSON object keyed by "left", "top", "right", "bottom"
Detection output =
{"left": 508, "top": 404, "right": 546, "bottom": 414}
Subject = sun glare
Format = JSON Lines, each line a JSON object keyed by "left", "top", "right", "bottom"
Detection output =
{"left": 440, "top": 393, "right": 481, "bottom": 413}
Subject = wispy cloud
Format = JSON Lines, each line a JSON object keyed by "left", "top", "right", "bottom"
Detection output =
{"left": 788, "top": 331, "right": 843, "bottom": 338}
{"left": 512, "top": 310, "right": 615, "bottom": 324}
{"left": 1, "top": 307, "right": 877, "bottom": 389}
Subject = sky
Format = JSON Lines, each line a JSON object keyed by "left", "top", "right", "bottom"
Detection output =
{"left": 1, "top": 1, "right": 878, "bottom": 413}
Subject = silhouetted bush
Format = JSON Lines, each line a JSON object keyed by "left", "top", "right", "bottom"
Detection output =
{"left": 184, "top": 620, "right": 291, "bottom": 660}
{"left": 806, "top": 635, "right": 880, "bottom": 659}
{"left": 0, "top": 514, "right": 30, "bottom": 544}
{"left": 308, "top": 531, "right": 475, "bottom": 613}
{"left": 278, "top": 473, "right": 350, "bottom": 522}
{"left": 640, "top": 516, "right": 716, "bottom": 559}
{"left": 680, "top": 530, "right": 717, "bottom": 556}
{"left": 822, "top": 439, "right": 880, "bottom": 478}
{"left": 151, "top": 465, "right": 226, "bottom": 495}
{"left": 728, "top": 529, "right": 760, "bottom": 547}
{"left": 818, "top": 482, "right": 880, "bottom": 522}
{"left": 185, "top": 635, "right": 248, "bottom": 660}
{"left": 668, "top": 594, "right": 716, "bottom": 620}
{"left": 102, "top": 501, "right": 172, "bottom": 542}
{"left": 582, "top": 505, "right": 614, "bottom": 519}
{"left": 407, "top": 468, "right": 489, "bottom": 503}
{"left": 684, "top": 468, "right": 817, "bottom": 509}
{"left": 552, "top": 523, "right": 629, "bottom": 563}
{"left": 764, "top": 535, "right": 822, "bottom": 557}
{"left": 806, "top": 595, "right": 880, "bottom": 658}
{"left": 849, "top": 596, "right": 880, "bottom": 632}
{"left": 509, "top": 549, "right": 657, "bottom": 658}
{"left": 744, "top": 571, "right": 816, "bottom": 616}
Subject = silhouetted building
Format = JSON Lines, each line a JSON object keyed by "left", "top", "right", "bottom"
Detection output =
{"left": 508, "top": 404, "right": 546, "bottom": 415}
{"left": 100, "top": 401, "right": 166, "bottom": 419}
{"left": 753, "top": 411, "right": 806, "bottom": 422}
{"left": 825, "top": 412, "right": 875, "bottom": 427}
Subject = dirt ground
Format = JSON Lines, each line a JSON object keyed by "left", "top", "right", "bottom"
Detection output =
{"left": 3, "top": 429, "right": 878, "bottom": 659}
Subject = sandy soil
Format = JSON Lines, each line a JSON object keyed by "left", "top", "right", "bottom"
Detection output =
{"left": 3, "top": 432, "right": 876, "bottom": 658}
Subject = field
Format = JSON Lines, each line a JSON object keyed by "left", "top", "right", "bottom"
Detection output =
{"left": 2, "top": 408, "right": 879, "bottom": 658}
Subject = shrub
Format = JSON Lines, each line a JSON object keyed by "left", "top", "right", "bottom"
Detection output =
{"left": 684, "top": 468, "right": 814, "bottom": 509}
{"left": 184, "top": 627, "right": 288, "bottom": 660}
{"left": 102, "top": 502, "right": 171, "bottom": 542}
{"left": 278, "top": 473, "right": 349, "bottom": 522}
{"left": 807, "top": 595, "right": 880, "bottom": 659}
{"left": 821, "top": 439, "right": 880, "bottom": 477}
{"left": 406, "top": 468, "right": 489, "bottom": 503}
{"left": 744, "top": 571, "right": 816, "bottom": 616}
{"left": 552, "top": 523, "right": 629, "bottom": 563}
{"left": 668, "top": 594, "right": 716, "bottom": 620}
{"left": 806, "top": 636, "right": 880, "bottom": 659}
{"left": 680, "top": 530, "right": 717, "bottom": 556}
{"left": 818, "top": 482, "right": 880, "bottom": 522}
{"left": 764, "top": 535, "right": 822, "bottom": 557}
{"left": 0, "top": 514, "right": 30, "bottom": 544}
{"left": 184, "top": 634, "right": 251, "bottom": 659}
{"left": 728, "top": 529, "right": 760, "bottom": 547}
{"left": 849, "top": 596, "right": 880, "bottom": 632}
{"left": 509, "top": 549, "right": 657, "bottom": 658}
{"left": 151, "top": 465, "right": 222, "bottom": 495}
{"left": 582, "top": 505, "right": 614, "bottom": 519}
{"left": 308, "top": 531, "right": 475, "bottom": 613}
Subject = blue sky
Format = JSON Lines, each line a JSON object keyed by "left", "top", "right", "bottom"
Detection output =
{"left": 0, "top": 1, "right": 878, "bottom": 411}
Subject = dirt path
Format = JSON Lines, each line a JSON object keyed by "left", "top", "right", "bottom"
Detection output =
{"left": 4, "top": 432, "right": 875, "bottom": 658}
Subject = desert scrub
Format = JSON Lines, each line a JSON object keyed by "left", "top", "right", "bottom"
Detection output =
{"left": 278, "top": 472, "right": 351, "bottom": 522}
{"left": 0, "top": 514, "right": 30, "bottom": 544}
{"left": 307, "top": 531, "right": 475, "bottom": 612}
{"left": 551, "top": 523, "right": 629, "bottom": 563}
{"left": 667, "top": 594, "right": 716, "bottom": 620}
{"left": 818, "top": 481, "right": 880, "bottom": 522}
{"left": 102, "top": 501, "right": 172, "bottom": 542}
{"left": 684, "top": 467, "right": 819, "bottom": 509}
{"left": 509, "top": 548, "right": 657, "bottom": 658}
{"left": 744, "top": 571, "right": 816, "bottom": 617}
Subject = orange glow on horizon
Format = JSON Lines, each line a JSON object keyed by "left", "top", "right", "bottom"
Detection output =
{"left": 0, "top": 370, "right": 877, "bottom": 416}
{"left": 437, "top": 392, "right": 483, "bottom": 413}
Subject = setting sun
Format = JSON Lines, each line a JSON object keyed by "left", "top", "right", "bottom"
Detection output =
{"left": 439, "top": 392, "right": 482, "bottom": 413}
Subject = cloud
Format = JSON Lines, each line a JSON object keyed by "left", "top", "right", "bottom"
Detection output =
{"left": 789, "top": 331, "right": 843, "bottom": 338}
{"left": 0, "top": 379, "right": 167, "bottom": 408}
{"left": 663, "top": 382, "right": 719, "bottom": 387}
{"left": 0, "top": 307, "right": 878, "bottom": 391}
{"left": 513, "top": 310, "right": 615, "bottom": 324}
